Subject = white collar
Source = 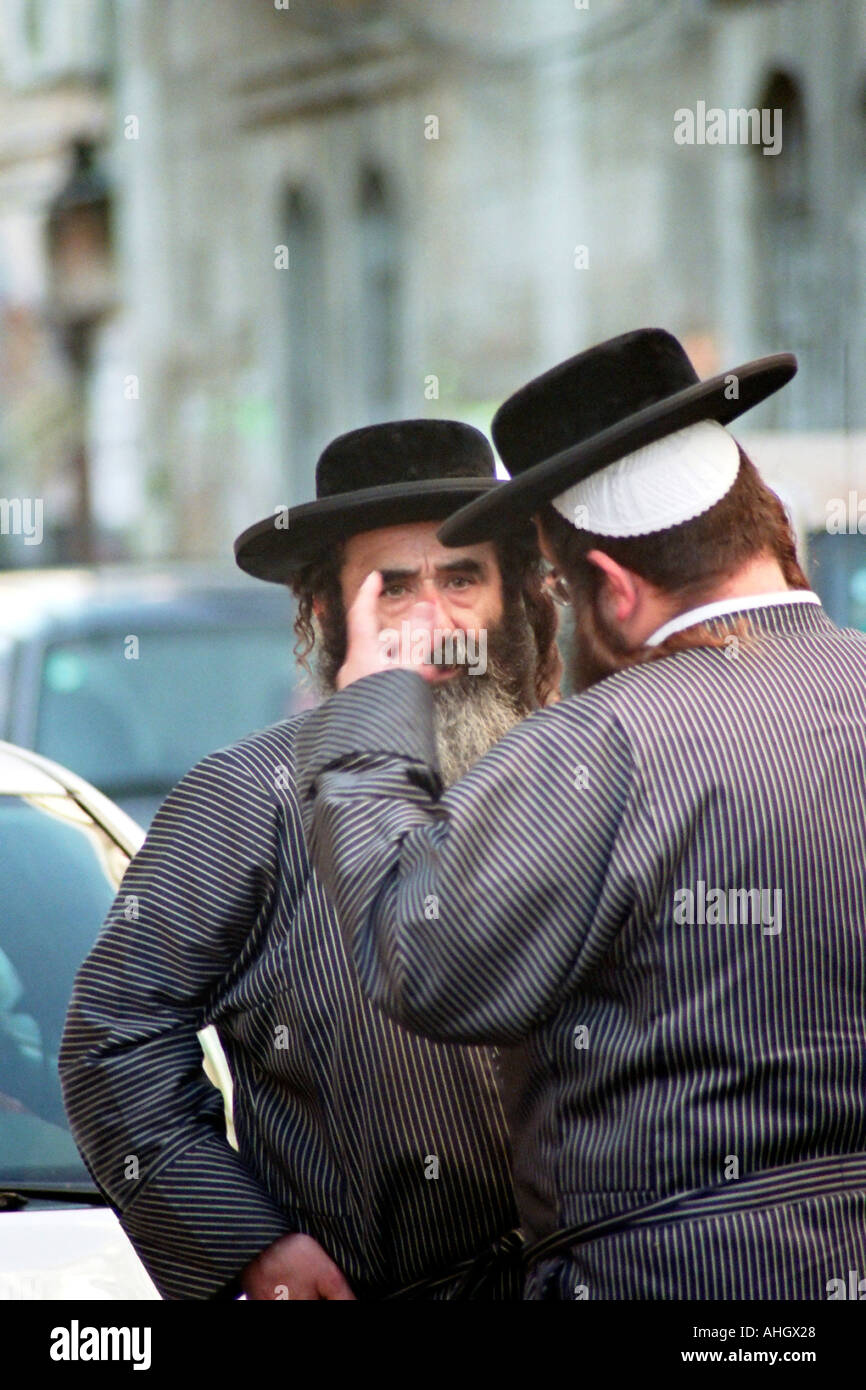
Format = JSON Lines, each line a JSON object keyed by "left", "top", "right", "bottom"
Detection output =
{"left": 645, "top": 590, "right": 822, "bottom": 648}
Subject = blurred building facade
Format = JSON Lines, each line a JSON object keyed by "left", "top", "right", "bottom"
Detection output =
{"left": 1, "top": 0, "right": 865, "bottom": 620}
{"left": 0, "top": 0, "right": 116, "bottom": 562}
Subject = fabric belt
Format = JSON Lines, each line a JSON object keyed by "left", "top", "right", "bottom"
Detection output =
{"left": 382, "top": 1228, "right": 525, "bottom": 1301}
{"left": 524, "top": 1150, "right": 866, "bottom": 1269}
{"left": 380, "top": 1152, "right": 866, "bottom": 1295}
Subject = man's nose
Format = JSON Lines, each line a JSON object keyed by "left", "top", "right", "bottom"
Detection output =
{"left": 414, "top": 581, "right": 450, "bottom": 629}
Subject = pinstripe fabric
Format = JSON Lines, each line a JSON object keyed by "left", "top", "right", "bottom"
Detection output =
{"left": 58, "top": 715, "right": 517, "bottom": 1301}
{"left": 296, "top": 599, "right": 866, "bottom": 1299}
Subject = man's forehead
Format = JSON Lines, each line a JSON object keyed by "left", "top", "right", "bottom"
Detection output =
{"left": 343, "top": 521, "right": 497, "bottom": 571}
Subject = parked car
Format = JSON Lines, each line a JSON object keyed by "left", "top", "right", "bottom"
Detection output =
{"left": 0, "top": 740, "right": 232, "bottom": 1299}
{"left": 0, "top": 564, "right": 308, "bottom": 825}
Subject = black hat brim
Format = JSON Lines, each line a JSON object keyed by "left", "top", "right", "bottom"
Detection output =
{"left": 235, "top": 477, "right": 502, "bottom": 582}
{"left": 437, "top": 354, "right": 796, "bottom": 546}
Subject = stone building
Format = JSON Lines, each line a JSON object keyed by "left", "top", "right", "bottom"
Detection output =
{"left": 1, "top": 0, "right": 865, "bottom": 621}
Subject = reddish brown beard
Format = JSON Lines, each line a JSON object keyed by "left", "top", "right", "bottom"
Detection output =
{"left": 567, "top": 586, "right": 757, "bottom": 691}
{"left": 569, "top": 589, "right": 636, "bottom": 691}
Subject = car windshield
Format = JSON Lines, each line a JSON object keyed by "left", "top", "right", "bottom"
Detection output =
{"left": 0, "top": 792, "right": 129, "bottom": 1186}
{"left": 35, "top": 625, "right": 299, "bottom": 796}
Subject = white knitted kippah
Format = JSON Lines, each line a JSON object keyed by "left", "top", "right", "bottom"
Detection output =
{"left": 550, "top": 419, "right": 740, "bottom": 537}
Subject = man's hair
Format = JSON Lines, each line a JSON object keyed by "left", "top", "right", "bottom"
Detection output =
{"left": 288, "top": 525, "right": 562, "bottom": 707}
{"left": 537, "top": 446, "right": 810, "bottom": 674}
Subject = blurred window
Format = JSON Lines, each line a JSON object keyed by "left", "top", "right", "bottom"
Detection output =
{"left": 0, "top": 638, "right": 12, "bottom": 732}
{"left": 358, "top": 166, "right": 402, "bottom": 418}
{"left": 0, "top": 792, "right": 127, "bottom": 1181}
{"left": 22, "top": 0, "right": 47, "bottom": 55}
{"left": 5, "top": 0, "right": 113, "bottom": 84}
{"left": 284, "top": 186, "right": 325, "bottom": 495}
{"left": 807, "top": 531, "right": 866, "bottom": 632}
{"left": 757, "top": 70, "right": 807, "bottom": 215}
{"left": 752, "top": 69, "right": 813, "bottom": 428}
{"left": 34, "top": 625, "right": 296, "bottom": 796}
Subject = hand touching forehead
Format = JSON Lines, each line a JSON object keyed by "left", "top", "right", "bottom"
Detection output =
{"left": 340, "top": 521, "right": 503, "bottom": 629}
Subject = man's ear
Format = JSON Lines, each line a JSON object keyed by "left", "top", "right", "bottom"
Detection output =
{"left": 585, "top": 549, "right": 640, "bottom": 623}
{"left": 532, "top": 515, "right": 556, "bottom": 565}
{"left": 312, "top": 596, "right": 324, "bottom": 620}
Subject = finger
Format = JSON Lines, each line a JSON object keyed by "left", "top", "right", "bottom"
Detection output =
{"left": 318, "top": 1268, "right": 357, "bottom": 1300}
{"left": 337, "top": 571, "right": 388, "bottom": 689}
{"left": 346, "top": 570, "right": 383, "bottom": 649}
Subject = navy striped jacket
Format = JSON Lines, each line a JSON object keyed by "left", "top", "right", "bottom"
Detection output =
{"left": 296, "top": 599, "right": 866, "bottom": 1299}
{"left": 59, "top": 717, "right": 517, "bottom": 1300}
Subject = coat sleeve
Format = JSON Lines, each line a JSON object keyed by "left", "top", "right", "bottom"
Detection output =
{"left": 295, "top": 668, "right": 637, "bottom": 1046}
{"left": 58, "top": 747, "right": 295, "bottom": 1300}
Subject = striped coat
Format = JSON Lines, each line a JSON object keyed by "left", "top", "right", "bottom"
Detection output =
{"left": 296, "top": 599, "right": 866, "bottom": 1299}
{"left": 58, "top": 718, "right": 517, "bottom": 1300}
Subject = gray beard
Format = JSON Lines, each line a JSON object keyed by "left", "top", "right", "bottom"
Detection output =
{"left": 313, "top": 604, "right": 539, "bottom": 784}
{"left": 430, "top": 674, "right": 526, "bottom": 787}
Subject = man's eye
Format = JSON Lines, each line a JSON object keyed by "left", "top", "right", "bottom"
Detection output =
{"left": 446, "top": 576, "right": 473, "bottom": 590}
{"left": 382, "top": 584, "right": 407, "bottom": 598}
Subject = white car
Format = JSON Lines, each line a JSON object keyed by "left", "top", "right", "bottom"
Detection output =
{"left": 0, "top": 741, "right": 233, "bottom": 1300}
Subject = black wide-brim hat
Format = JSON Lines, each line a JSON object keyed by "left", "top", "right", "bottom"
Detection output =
{"left": 437, "top": 328, "right": 797, "bottom": 546}
{"left": 235, "top": 419, "right": 500, "bottom": 582}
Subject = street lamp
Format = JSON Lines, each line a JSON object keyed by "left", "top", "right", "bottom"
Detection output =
{"left": 45, "top": 139, "right": 115, "bottom": 562}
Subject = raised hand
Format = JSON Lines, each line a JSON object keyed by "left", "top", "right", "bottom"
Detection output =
{"left": 337, "top": 569, "right": 437, "bottom": 689}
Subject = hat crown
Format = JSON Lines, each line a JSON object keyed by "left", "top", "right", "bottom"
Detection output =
{"left": 492, "top": 328, "right": 700, "bottom": 475}
{"left": 316, "top": 419, "right": 495, "bottom": 498}
{"left": 234, "top": 417, "right": 502, "bottom": 583}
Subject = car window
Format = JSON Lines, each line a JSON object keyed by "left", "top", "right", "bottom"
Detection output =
{"left": 34, "top": 625, "right": 303, "bottom": 796}
{"left": 0, "top": 637, "right": 12, "bottom": 736}
{"left": 0, "top": 792, "right": 128, "bottom": 1184}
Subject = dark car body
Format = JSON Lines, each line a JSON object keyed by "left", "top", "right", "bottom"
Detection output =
{"left": 0, "top": 565, "right": 309, "bottom": 824}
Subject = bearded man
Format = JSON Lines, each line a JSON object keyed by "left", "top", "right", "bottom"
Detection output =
{"left": 59, "top": 419, "right": 560, "bottom": 1301}
{"left": 295, "top": 329, "right": 866, "bottom": 1300}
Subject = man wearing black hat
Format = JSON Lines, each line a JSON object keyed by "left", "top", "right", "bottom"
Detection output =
{"left": 295, "top": 329, "right": 866, "bottom": 1299}
{"left": 60, "top": 419, "right": 561, "bottom": 1300}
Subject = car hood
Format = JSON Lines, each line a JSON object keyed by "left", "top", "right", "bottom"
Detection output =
{"left": 0, "top": 1207, "right": 160, "bottom": 1300}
